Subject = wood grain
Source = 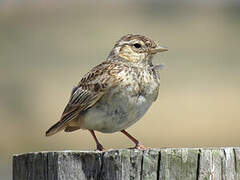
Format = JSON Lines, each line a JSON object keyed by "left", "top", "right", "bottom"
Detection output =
{"left": 13, "top": 148, "right": 240, "bottom": 180}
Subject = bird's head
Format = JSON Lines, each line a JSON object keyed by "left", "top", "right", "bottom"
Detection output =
{"left": 107, "top": 34, "right": 168, "bottom": 64}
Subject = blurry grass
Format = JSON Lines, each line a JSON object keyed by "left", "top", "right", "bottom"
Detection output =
{"left": 0, "top": 1, "right": 240, "bottom": 179}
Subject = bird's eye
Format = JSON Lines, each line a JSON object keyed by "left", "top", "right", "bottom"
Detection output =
{"left": 133, "top": 43, "right": 142, "bottom": 48}
{"left": 145, "top": 41, "right": 151, "bottom": 47}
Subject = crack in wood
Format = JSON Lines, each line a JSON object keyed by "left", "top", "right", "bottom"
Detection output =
{"left": 196, "top": 149, "right": 201, "bottom": 180}
{"left": 98, "top": 151, "right": 104, "bottom": 180}
{"left": 157, "top": 151, "right": 161, "bottom": 180}
{"left": 140, "top": 150, "right": 144, "bottom": 180}
{"left": 233, "top": 148, "right": 237, "bottom": 175}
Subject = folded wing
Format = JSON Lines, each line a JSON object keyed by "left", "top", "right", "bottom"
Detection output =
{"left": 45, "top": 61, "right": 122, "bottom": 136}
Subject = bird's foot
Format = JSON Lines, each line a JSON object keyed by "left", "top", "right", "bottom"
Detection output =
{"left": 135, "top": 143, "right": 147, "bottom": 150}
{"left": 128, "top": 143, "right": 147, "bottom": 150}
{"left": 96, "top": 143, "right": 105, "bottom": 151}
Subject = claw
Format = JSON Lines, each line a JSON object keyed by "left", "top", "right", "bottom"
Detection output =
{"left": 135, "top": 143, "right": 147, "bottom": 150}
{"left": 96, "top": 143, "right": 105, "bottom": 151}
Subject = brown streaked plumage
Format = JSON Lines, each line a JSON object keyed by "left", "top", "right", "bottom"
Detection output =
{"left": 46, "top": 34, "right": 168, "bottom": 150}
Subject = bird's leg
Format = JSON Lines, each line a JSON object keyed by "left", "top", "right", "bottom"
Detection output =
{"left": 121, "top": 130, "right": 147, "bottom": 150}
{"left": 89, "top": 130, "right": 105, "bottom": 151}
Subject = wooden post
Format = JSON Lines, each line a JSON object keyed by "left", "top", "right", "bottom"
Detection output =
{"left": 13, "top": 148, "right": 240, "bottom": 180}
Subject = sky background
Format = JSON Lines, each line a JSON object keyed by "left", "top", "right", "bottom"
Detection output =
{"left": 1, "top": 0, "right": 240, "bottom": 179}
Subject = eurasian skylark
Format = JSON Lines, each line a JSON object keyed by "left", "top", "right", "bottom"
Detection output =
{"left": 46, "top": 34, "right": 168, "bottom": 150}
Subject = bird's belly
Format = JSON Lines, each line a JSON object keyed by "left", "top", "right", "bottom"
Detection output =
{"left": 81, "top": 92, "right": 153, "bottom": 133}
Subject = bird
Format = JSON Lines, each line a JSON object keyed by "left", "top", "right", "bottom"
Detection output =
{"left": 45, "top": 34, "right": 168, "bottom": 151}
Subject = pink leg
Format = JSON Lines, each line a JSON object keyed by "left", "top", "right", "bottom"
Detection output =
{"left": 89, "top": 130, "right": 105, "bottom": 151}
{"left": 121, "top": 130, "right": 147, "bottom": 150}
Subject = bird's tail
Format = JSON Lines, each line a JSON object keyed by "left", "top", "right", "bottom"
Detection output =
{"left": 46, "top": 106, "right": 80, "bottom": 136}
{"left": 45, "top": 120, "right": 67, "bottom": 136}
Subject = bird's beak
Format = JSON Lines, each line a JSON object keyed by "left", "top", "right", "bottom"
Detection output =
{"left": 150, "top": 45, "right": 168, "bottom": 54}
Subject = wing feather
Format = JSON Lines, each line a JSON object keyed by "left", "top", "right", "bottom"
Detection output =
{"left": 45, "top": 61, "right": 123, "bottom": 136}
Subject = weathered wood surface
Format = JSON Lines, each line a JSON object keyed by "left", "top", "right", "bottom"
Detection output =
{"left": 13, "top": 147, "right": 240, "bottom": 180}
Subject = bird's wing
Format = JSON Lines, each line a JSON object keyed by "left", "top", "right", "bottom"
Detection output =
{"left": 46, "top": 61, "right": 123, "bottom": 136}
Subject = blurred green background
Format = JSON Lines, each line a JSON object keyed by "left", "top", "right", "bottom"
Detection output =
{"left": 1, "top": 0, "right": 240, "bottom": 179}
